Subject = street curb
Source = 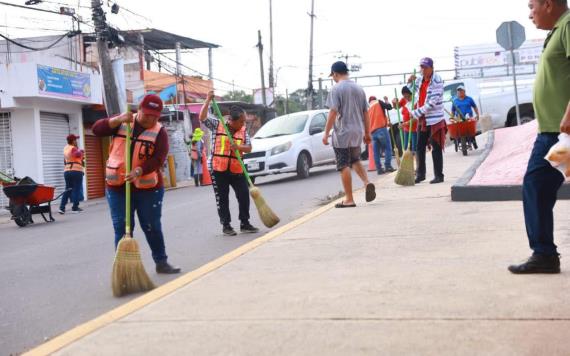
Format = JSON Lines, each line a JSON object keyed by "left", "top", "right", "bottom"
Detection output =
{"left": 23, "top": 183, "right": 347, "bottom": 356}
{"left": 451, "top": 131, "right": 570, "bottom": 201}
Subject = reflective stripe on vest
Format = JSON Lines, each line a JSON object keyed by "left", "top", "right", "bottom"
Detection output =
{"left": 105, "top": 122, "right": 162, "bottom": 189}
{"left": 212, "top": 122, "right": 246, "bottom": 174}
{"left": 64, "top": 144, "right": 84, "bottom": 172}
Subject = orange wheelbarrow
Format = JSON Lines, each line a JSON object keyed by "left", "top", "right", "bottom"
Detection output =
{"left": 448, "top": 119, "right": 478, "bottom": 156}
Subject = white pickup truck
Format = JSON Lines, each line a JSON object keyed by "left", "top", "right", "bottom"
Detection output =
{"left": 443, "top": 78, "right": 535, "bottom": 128}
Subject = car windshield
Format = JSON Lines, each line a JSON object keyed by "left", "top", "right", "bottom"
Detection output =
{"left": 254, "top": 114, "right": 309, "bottom": 139}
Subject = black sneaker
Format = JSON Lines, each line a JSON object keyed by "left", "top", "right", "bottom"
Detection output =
{"left": 223, "top": 225, "right": 237, "bottom": 236}
{"left": 156, "top": 261, "right": 181, "bottom": 274}
{"left": 71, "top": 207, "right": 83, "bottom": 214}
{"left": 377, "top": 168, "right": 385, "bottom": 175}
{"left": 58, "top": 208, "right": 65, "bottom": 215}
{"left": 429, "top": 176, "right": 444, "bottom": 184}
{"left": 415, "top": 176, "right": 426, "bottom": 184}
{"left": 508, "top": 254, "right": 560, "bottom": 274}
{"left": 385, "top": 166, "right": 396, "bottom": 173}
{"left": 240, "top": 223, "right": 259, "bottom": 234}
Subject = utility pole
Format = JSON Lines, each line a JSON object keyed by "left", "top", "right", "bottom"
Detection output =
{"left": 318, "top": 78, "right": 324, "bottom": 109}
{"left": 91, "top": 0, "right": 121, "bottom": 116}
{"left": 175, "top": 41, "right": 182, "bottom": 104}
{"left": 307, "top": 0, "right": 315, "bottom": 110}
{"left": 257, "top": 30, "right": 267, "bottom": 107}
{"left": 268, "top": 0, "right": 275, "bottom": 89}
{"left": 208, "top": 48, "right": 213, "bottom": 80}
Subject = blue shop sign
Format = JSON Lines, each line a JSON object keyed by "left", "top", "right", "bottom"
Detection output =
{"left": 37, "top": 65, "right": 91, "bottom": 99}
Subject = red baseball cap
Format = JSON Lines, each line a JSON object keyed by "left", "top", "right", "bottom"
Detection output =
{"left": 67, "top": 134, "right": 80, "bottom": 141}
{"left": 140, "top": 94, "right": 163, "bottom": 117}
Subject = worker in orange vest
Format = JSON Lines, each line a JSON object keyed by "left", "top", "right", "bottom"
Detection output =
{"left": 58, "top": 134, "right": 85, "bottom": 214}
{"left": 92, "top": 94, "right": 181, "bottom": 274}
{"left": 199, "top": 91, "right": 259, "bottom": 236}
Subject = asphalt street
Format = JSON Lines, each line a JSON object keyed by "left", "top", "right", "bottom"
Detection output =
{"left": 0, "top": 165, "right": 366, "bottom": 355}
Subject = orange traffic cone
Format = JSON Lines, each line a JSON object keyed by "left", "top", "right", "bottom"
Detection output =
{"left": 200, "top": 152, "right": 212, "bottom": 186}
{"left": 367, "top": 143, "right": 376, "bottom": 172}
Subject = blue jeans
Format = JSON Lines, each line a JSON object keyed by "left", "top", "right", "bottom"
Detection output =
{"left": 523, "top": 134, "right": 565, "bottom": 256}
{"left": 403, "top": 131, "right": 418, "bottom": 152}
{"left": 371, "top": 127, "right": 393, "bottom": 171}
{"left": 106, "top": 187, "right": 168, "bottom": 263}
{"left": 59, "top": 171, "right": 83, "bottom": 211}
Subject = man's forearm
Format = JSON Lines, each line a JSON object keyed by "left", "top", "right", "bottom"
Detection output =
{"left": 199, "top": 99, "right": 211, "bottom": 121}
{"left": 363, "top": 111, "right": 371, "bottom": 135}
{"left": 324, "top": 109, "right": 337, "bottom": 134}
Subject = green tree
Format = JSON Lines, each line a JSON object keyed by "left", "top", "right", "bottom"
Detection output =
{"left": 223, "top": 90, "right": 253, "bottom": 103}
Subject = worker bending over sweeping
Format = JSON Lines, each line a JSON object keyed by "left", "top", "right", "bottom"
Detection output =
{"left": 93, "top": 94, "right": 181, "bottom": 275}
{"left": 199, "top": 91, "right": 260, "bottom": 236}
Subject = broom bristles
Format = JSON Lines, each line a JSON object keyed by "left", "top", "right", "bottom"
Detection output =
{"left": 394, "top": 150, "right": 415, "bottom": 186}
{"left": 249, "top": 186, "right": 280, "bottom": 228}
{"left": 112, "top": 236, "right": 155, "bottom": 297}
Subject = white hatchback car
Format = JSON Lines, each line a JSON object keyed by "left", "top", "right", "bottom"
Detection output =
{"left": 243, "top": 110, "right": 335, "bottom": 182}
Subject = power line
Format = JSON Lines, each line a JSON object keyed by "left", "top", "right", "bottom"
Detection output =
{"left": 0, "top": 31, "right": 77, "bottom": 51}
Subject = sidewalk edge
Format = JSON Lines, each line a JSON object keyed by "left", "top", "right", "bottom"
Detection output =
{"left": 23, "top": 193, "right": 339, "bottom": 356}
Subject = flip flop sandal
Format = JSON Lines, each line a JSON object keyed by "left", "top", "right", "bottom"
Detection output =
{"left": 335, "top": 202, "right": 356, "bottom": 208}
{"left": 365, "top": 183, "right": 376, "bottom": 202}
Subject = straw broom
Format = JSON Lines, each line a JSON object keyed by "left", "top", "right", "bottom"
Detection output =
{"left": 211, "top": 99, "right": 280, "bottom": 228}
{"left": 394, "top": 71, "right": 417, "bottom": 186}
{"left": 112, "top": 117, "right": 155, "bottom": 297}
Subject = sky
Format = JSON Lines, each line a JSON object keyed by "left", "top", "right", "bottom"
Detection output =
{"left": 1, "top": 0, "right": 548, "bottom": 99}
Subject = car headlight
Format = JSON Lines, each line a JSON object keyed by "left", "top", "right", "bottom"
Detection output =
{"left": 270, "top": 142, "right": 292, "bottom": 156}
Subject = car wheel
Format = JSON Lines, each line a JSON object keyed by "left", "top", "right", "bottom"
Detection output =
{"left": 521, "top": 116, "right": 535, "bottom": 124}
{"left": 296, "top": 152, "right": 310, "bottom": 179}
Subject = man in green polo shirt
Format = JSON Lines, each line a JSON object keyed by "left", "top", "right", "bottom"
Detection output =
{"left": 509, "top": 0, "right": 570, "bottom": 274}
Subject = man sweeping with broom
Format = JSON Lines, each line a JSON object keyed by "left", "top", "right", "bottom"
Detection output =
{"left": 199, "top": 91, "right": 261, "bottom": 236}
{"left": 93, "top": 94, "right": 181, "bottom": 288}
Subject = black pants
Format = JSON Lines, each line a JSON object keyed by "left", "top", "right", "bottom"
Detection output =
{"left": 417, "top": 126, "right": 443, "bottom": 179}
{"left": 211, "top": 170, "right": 250, "bottom": 226}
{"left": 523, "top": 134, "right": 564, "bottom": 256}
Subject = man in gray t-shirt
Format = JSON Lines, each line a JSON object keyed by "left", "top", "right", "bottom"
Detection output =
{"left": 323, "top": 61, "right": 376, "bottom": 208}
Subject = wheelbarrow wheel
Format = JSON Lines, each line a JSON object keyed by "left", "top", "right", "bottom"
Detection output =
{"left": 12, "top": 204, "right": 31, "bottom": 227}
{"left": 461, "top": 137, "right": 468, "bottom": 156}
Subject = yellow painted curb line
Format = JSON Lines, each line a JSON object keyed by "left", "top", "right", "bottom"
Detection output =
{"left": 24, "top": 195, "right": 341, "bottom": 356}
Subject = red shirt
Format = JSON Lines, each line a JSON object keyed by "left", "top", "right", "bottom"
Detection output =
{"left": 399, "top": 98, "right": 417, "bottom": 132}
{"left": 418, "top": 77, "right": 430, "bottom": 108}
{"left": 92, "top": 117, "right": 168, "bottom": 191}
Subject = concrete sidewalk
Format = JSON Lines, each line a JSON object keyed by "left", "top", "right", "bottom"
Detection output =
{"left": 31, "top": 134, "right": 570, "bottom": 355}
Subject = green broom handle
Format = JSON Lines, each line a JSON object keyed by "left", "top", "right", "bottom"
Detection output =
{"left": 408, "top": 69, "right": 417, "bottom": 150}
{"left": 125, "top": 107, "right": 132, "bottom": 236}
{"left": 393, "top": 88, "right": 405, "bottom": 146}
{"left": 210, "top": 99, "right": 254, "bottom": 186}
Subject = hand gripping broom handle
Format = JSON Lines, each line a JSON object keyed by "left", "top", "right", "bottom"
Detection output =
{"left": 210, "top": 99, "right": 254, "bottom": 187}
{"left": 125, "top": 107, "right": 132, "bottom": 236}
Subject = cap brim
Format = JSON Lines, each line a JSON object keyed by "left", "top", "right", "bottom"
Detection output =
{"left": 141, "top": 108, "right": 162, "bottom": 117}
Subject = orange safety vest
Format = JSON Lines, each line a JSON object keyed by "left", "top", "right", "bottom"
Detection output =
{"left": 63, "top": 144, "right": 84, "bottom": 173}
{"left": 212, "top": 122, "right": 246, "bottom": 174}
{"left": 105, "top": 122, "right": 162, "bottom": 189}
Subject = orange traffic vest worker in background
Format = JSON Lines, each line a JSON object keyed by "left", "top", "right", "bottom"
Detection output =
{"left": 92, "top": 94, "right": 181, "bottom": 275}
{"left": 59, "top": 134, "right": 85, "bottom": 214}
{"left": 199, "top": 91, "right": 260, "bottom": 236}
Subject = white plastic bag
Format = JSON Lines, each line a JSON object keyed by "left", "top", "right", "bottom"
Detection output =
{"left": 545, "top": 133, "right": 570, "bottom": 177}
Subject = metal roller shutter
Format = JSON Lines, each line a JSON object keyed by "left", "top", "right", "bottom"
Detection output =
{"left": 0, "top": 112, "right": 14, "bottom": 209}
{"left": 84, "top": 134, "right": 105, "bottom": 199}
{"left": 40, "top": 112, "right": 70, "bottom": 196}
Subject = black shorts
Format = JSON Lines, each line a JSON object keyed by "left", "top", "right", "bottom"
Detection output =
{"left": 334, "top": 147, "right": 362, "bottom": 171}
